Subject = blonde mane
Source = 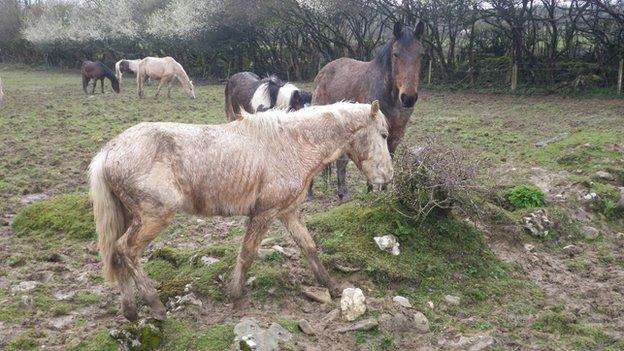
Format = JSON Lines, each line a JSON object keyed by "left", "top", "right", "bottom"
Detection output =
{"left": 234, "top": 101, "right": 376, "bottom": 138}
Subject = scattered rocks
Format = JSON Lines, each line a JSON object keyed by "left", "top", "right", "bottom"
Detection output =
{"left": 522, "top": 210, "right": 551, "bottom": 238}
{"left": 320, "top": 308, "right": 340, "bottom": 328}
{"left": 443, "top": 295, "right": 461, "bottom": 307}
{"left": 234, "top": 317, "right": 293, "bottom": 351}
{"left": 166, "top": 285, "right": 202, "bottom": 312}
{"left": 427, "top": 301, "right": 434, "bottom": 309}
{"left": 582, "top": 225, "right": 600, "bottom": 240}
{"left": 109, "top": 319, "right": 162, "bottom": 351}
{"left": 298, "top": 319, "right": 316, "bottom": 335}
{"left": 563, "top": 244, "right": 582, "bottom": 256}
{"left": 302, "top": 286, "right": 332, "bottom": 304}
{"left": 340, "top": 288, "right": 366, "bottom": 321}
{"left": 373, "top": 235, "right": 400, "bottom": 255}
{"left": 595, "top": 171, "right": 615, "bottom": 181}
{"left": 438, "top": 333, "right": 494, "bottom": 351}
{"left": 535, "top": 132, "right": 568, "bottom": 148}
{"left": 20, "top": 193, "right": 48, "bottom": 204}
{"left": 270, "top": 245, "right": 297, "bottom": 258}
{"left": 11, "top": 281, "right": 38, "bottom": 293}
{"left": 393, "top": 295, "right": 412, "bottom": 308}
{"left": 581, "top": 192, "right": 602, "bottom": 211}
{"left": 337, "top": 317, "right": 378, "bottom": 332}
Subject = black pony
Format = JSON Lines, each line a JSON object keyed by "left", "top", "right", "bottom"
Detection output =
{"left": 81, "top": 61, "right": 120, "bottom": 95}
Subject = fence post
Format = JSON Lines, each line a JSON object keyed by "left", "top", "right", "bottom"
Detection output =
{"left": 427, "top": 59, "right": 432, "bottom": 85}
{"left": 511, "top": 63, "right": 518, "bottom": 91}
{"left": 618, "top": 58, "right": 623, "bottom": 95}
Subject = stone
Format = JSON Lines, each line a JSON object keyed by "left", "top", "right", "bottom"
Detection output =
{"left": 200, "top": 256, "right": 220, "bottom": 266}
{"left": 413, "top": 311, "right": 430, "bottom": 333}
{"left": 563, "top": 244, "right": 582, "bottom": 256}
{"left": 379, "top": 313, "right": 411, "bottom": 333}
{"left": 302, "top": 286, "right": 332, "bottom": 304}
{"left": 438, "top": 333, "right": 495, "bottom": 351}
{"left": 595, "top": 171, "right": 615, "bottom": 181}
{"left": 524, "top": 243, "right": 535, "bottom": 252}
{"left": 535, "top": 133, "right": 569, "bottom": 148}
{"left": 166, "top": 292, "right": 202, "bottom": 311}
{"left": 393, "top": 296, "right": 412, "bottom": 308}
{"left": 20, "top": 193, "right": 48, "bottom": 204}
{"left": 443, "top": 295, "right": 461, "bottom": 306}
{"left": 581, "top": 192, "right": 602, "bottom": 211}
{"left": 582, "top": 226, "right": 600, "bottom": 240}
{"left": 11, "top": 281, "right": 38, "bottom": 293}
{"left": 50, "top": 315, "right": 74, "bottom": 330}
{"left": 340, "top": 288, "right": 366, "bottom": 321}
{"left": 298, "top": 319, "right": 315, "bottom": 335}
{"left": 617, "top": 187, "right": 624, "bottom": 209}
{"left": 334, "top": 263, "right": 361, "bottom": 273}
{"left": 522, "top": 210, "right": 551, "bottom": 238}
{"left": 337, "top": 317, "right": 378, "bottom": 332}
{"left": 234, "top": 317, "right": 293, "bottom": 351}
{"left": 271, "top": 245, "right": 297, "bottom": 258}
{"left": 373, "top": 235, "right": 400, "bottom": 255}
{"left": 427, "top": 301, "right": 434, "bottom": 309}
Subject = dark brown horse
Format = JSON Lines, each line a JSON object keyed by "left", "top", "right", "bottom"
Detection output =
{"left": 81, "top": 61, "right": 120, "bottom": 95}
{"left": 312, "top": 22, "right": 425, "bottom": 199}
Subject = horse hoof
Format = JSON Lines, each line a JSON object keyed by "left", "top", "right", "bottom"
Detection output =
{"left": 122, "top": 308, "right": 139, "bottom": 322}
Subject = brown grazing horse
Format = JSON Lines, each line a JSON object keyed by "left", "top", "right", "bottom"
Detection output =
{"left": 90, "top": 101, "right": 392, "bottom": 321}
{"left": 312, "top": 22, "right": 425, "bottom": 199}
{"left": 81, "top": 61, "right": 120, "bottom": 95}
{"left": 225, "top": 72, "right": 312, "bottom": 121}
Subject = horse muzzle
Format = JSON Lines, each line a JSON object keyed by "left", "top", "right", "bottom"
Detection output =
{"left": 400, "top": 93, "right": 418, "bottom": 108}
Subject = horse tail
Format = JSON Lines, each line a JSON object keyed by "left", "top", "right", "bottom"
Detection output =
{"left": 89, "top": 150, "right": 127, "bottom": 284}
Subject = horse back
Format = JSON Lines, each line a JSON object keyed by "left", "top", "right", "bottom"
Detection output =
{"left": 313, "top": 58, "right": 375, "bottom": 105}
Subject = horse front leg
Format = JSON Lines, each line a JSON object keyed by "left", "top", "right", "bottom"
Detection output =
{"left": 154, "top": 77, "right": 167, "bottom": 98}
{"left": 91, "top": 79, "right": 97, "bottom": 95}
{"left": 279, "top": 211, "right": 338, "bottom": 297}
{"left": 100, "top": 78, "right": 104, "bottom": 94}
{"left": 82, "top": 76, "right": 89, "bottom": 94}
{"left": 228, "top": 214, "right": 273, "bottom": 300}
{"left": 336, "top": 154, "right": 350, "bottom": 201}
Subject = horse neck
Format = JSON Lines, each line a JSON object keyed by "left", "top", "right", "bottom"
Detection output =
{"left": 173, "top": 64, "right": 191, "bottom": 86}
{"left": 281, "top": 108, "right": 370, "bottom": 172}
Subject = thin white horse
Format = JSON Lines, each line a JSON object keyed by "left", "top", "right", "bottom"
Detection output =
{"left": 90, "top": 101, "right": 392, "bottom": 321}
{"left": 136, "top": 57, "right": 195, "bottom": 99}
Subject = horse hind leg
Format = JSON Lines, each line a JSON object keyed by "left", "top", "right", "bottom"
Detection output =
{"left": 101, "top": 78, "right": 104, "bottom": 93}
{"left": 91, "top": 79, "right": 97, "bottom": 95}
{"left": 82, "top": 76, "right": 89, "bottom": 95}
{"left": 116, "top": 213, "right": 172, "bottom": 321}
{"left": 155, "top": 77, "right": 168, "bottom": 98}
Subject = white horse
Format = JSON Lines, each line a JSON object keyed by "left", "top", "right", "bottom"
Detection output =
{"left": 136, "top": 57, "right": 195, "bottom": 99}
{"left": 114, "top": 59, "right": 142, "bottom": 83}
{"left": 90, "top": 101, "right": 392, "bottom": 321}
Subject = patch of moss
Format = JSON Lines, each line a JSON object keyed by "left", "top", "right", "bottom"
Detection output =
{"left": 159, "top": 321, "right": 233, "bottom": 351}
{"left": 6, "top": 329, "right": 46, "bottom": 351}
{"left": 12, "top": 193, "right": 95, "bottom": 239}
{"left": 278, "top": 319, "right": 299, "bottom": 333}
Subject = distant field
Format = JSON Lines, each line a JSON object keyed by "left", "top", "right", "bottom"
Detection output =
{"left": 1, "top": 67, "right": 623, "bottom": 350}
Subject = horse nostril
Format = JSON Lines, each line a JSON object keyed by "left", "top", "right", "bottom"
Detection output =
{"left": 400, "top": 93, "right": 417, "bottom": 107}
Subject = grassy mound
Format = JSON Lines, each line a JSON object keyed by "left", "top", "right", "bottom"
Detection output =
{"left": 11, "top": 192, "right": 95, "bottom": 239}
{"left": 307, "top": 201, "right": 521, "bottom": 305}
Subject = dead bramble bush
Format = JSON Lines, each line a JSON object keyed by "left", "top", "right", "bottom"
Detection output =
{"left": 392, "top": 138, "right": 480, "bottom": 220}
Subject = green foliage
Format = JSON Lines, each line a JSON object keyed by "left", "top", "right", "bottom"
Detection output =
{"left": 505, "top": 185, "right": 545, "bottom": 209}
{"left": 278, "top": 320, "right": 299, "bottom": 333}
{"left": 12, "top": 193, "right": 95, "bottom": 239}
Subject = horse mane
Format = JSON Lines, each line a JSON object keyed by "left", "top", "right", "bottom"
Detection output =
{"left": 236, "top": 102, "right": 375, "bottom": 139}
{"left": 99, "top": 62, "right": 119, "bottom": 84}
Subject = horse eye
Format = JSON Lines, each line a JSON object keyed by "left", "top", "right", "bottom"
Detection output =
{"left": 392, "top": 53, "right": 399, "bottom": 58}
{"left": 382, "top": 133, "right": 388, "bottom": 139}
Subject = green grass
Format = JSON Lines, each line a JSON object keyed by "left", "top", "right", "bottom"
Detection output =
{"left": 11, "top": 192, "right": 95, "bottom": 239}
{"left": 505, "top": 185, "right": 546, "bottom": 209}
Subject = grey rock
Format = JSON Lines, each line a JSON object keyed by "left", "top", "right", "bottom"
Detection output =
{"left": 20, "top": 193, "right": 48, "bottom": 204}
{"left": 298, "top": 319, "right": 316, "bottom": 335}
{"left": 50, "top": 315, "right": 74, "bottom": 330}
{"left": 535, "top": 133, "right": 569, "bottom": 148}
{"left": 522, "top": 210, "right": 551, "bottom": 238}
{"left": 595, "top": 171, "right": 615, "bottom": 181}
{"left": 413, "top": 311, "right": 430, "bottom": 333}
{"left": 341, "top": 288, "right": 366, "bottom": 321}
{"left": 393, "top": 295, "right": 412, "bottom": 308}
{"left": 337, "top": 317, "right": 378, "bottom": 332}
{"left": 582, "top": 226, "right": 600, "bottom": 240}
{"left": 200, "top": 256, "right": 220, "bottom": 266}
{"left": 53, "top": 290, "right": 76, "bottom": 301}
{"left": 443, "top": 295, "right": 461, "bottom": 306}
{"left": 438, "top": 333, "right": 495, "bottom": 351}
{"left": 563, "top": 244, "right": 582, "bottom": 256}
{"left": 234, "top": 317, "right": 293, "bottom": 351}
{"left": 373, "top": 235, "right": 400, "bottom": 255}
{"left": 166, "top": 292, "right": 202, "bottom": 311}
{"left": 617, "top": 187, "right": 624, "bottom": 209}
{"left": 302, "top": 286, "right": 332, "bottom": 304}
{"left": 11, "top": 281, "right": 38, "bottom": 293}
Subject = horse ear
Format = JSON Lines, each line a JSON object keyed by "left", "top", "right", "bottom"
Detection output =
{"left": 393, "top": 22, "right": 403, "bottom": 40}
{"left": 291, "top": 90, "right": 301, "bottom": 106}
{"left": 371, "top": 100, "right": 380, "bottom": 119}
{"left": 414, "top": 21, "right": 425, "bottom": 39}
